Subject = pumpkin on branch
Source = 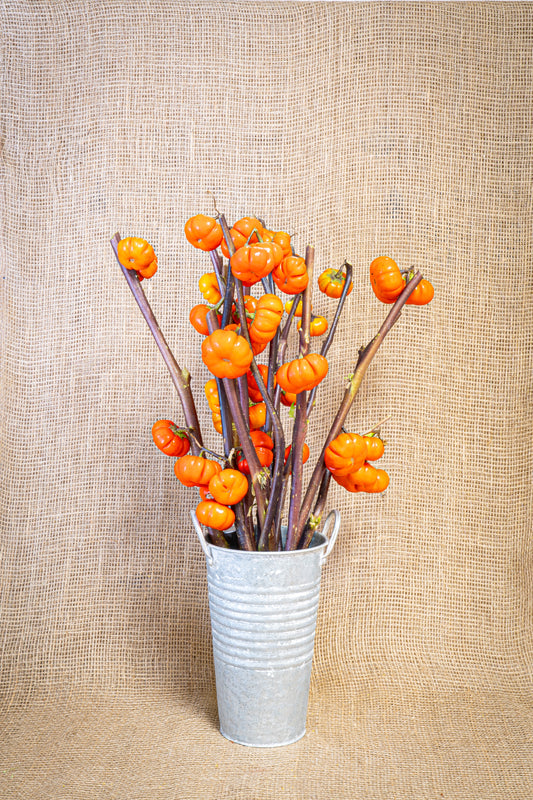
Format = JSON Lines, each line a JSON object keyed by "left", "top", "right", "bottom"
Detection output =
{"left": 272, "top": 255, "right": 309, "bottom": 295}
{"left": 174, "top": 455, "right": 222, "bottom": 488}
{"left": 230, "top": 242, "right": 284, "bottom": 286}
{"left": 324, "top": 433, "right": 367, "bottom": 477}
{"left": 284, "top": 443, "right": 310, "bottom": 473}
{"left": 370, "top": 256, "right": 434, "bottom": 305}
{"left": 232, "top": 295, "right": 257, "bottom": 323}
{"left": 346, "top": 461, "right": 379, "bottom": 488}
{"left": 117, "top": 236, "right": 158, "bottom": 279}
{"left": 248, "top": 294, "right": 284, "bottom": 345}
{"left": 298, "top": 314, "right": 328, "bottom": 337}
{"left": 199, "top": 272, "right": 222, "bottom": 304}
{"left": 184, "top": 214, "right": 223, "bottom": 251}
{"left": 369, "top": 256, "right": 405, "bottom": 303}
{"left": 262, "top": 230, "right": 292, "bottom": 258}
{"left": 276, "top": 353, "right": 329, "bottom": 394}
{"left": 196, "top": 500, "right": 235, "bottom": 530}
{"left": 406, "top": 278, "right": 434, "bottom": 306}
{"left": 333, "top": 463, "right": 389, "bottom": 494}
{"left": 285, "top": 298, "right": 303, "bottom": 317}
{"left": 202, "top": 329, "right": 254, "bottom": 379}
{"left": 151, "top": 420, "right": 190, "bottom": 457}
{"left": 220, "top": 216, "right": 265, "bottom": 257}
{"left": 208, "top": 469, "right": 249, "bottom": 506}
{"left": 237, "top": 431, "right": 274, "bottom": 474}
{"left": 204, "top": 379, "right": 223, "bottom": 434}
{"left": 279, "top": 388, "right": 298, "bottom": 407}
{"left": 190, "top": 304, "right": 221, "bottom": 336}
{"left": 248, "top": 402, "right": 267, "bottom": 430}
{"left": 363, "top": 434, "right": 385, "bottom": 461}
{"left": 365, "top": 469, "right": 390, "bottom": 493}
{"left": 246, "top": 364, "right": 271, "bottom": 403}
{"left": 318, "top": 266, "right": 352, "bottom": 298}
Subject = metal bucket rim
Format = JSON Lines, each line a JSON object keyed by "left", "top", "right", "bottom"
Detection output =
{"left": 190, "top": 509, "right": 340, "bottom": 567}
{"left": 205, "top": 531, "right": 327, "bottom": 558}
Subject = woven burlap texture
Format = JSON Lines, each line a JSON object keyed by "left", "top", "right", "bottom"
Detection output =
{"left": 1, "top": 2, "right": 532, "bottom": 798}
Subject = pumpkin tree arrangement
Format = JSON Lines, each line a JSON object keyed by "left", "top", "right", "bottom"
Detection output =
{"left": 111, "top": 207, "right": 433, "bottom": 552}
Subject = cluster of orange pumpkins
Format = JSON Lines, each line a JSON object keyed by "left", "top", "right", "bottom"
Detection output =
{"left": 116, "top": 212, "right": 434, "bottom": 531}
{"left": 184, "top": 213, "right": 346, "bottom": 399}
{"left": 324, "top": 431, "right": 389, "bottom": 493}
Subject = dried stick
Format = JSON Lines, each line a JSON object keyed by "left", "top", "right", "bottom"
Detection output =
{"left": 223, "top": 377, "right": 268, "bottom": 531}
{"left": 111, "top": 233, "right": 203, "bottom": 454}
{"left": 285, "top": 246, "right": 314, "bottom": 550}
{"left": 214, "top": 216, "right": 270, "bottom": 533}
{"left": 216, "top": 215, "right": 286, "bottom": 551}
{"left": 272, "top": 291, "right": 303, "bottom": 414}
{"left": 307, "top": 261, "right": 353, "bottom": 416}
{"left": 254, "top": 356, "right": 286, "bottom": 551}
{"left": 111, "top": 234, "right": 229, "bottom": 548}
{"left": 237, "top": 374, "right": 250, "bottom": 419}
{"left": 206, "top": 310, "right": 267, "bottom": 534}
{"left": 277, "top": 292, "right": 303, "bottom": 364}
{"left": 209, "top": 249, "right": 225, "bottom": 288}
{"left": 246, "top": 324, "right": 287, "bottom": 550}
{"left": 295, "top": 271, "right": 424, "bottom": 547}
{"left": 264, "top": 327, "right": 280, "bottom": 437}
{"left": 215, "top": 377, "right": 233, "bottom": 458}
{"left": 269, "top": 293, "right": 304, "bottom": 544}
{"left": 220, "top": 270, "right": 235, "bottom": 328}
{"left": 210, "top": 244, "right": 255, "bottom": 550}
{"left": 233, "top": 502, "right": 254, "bottom": 551}
{"left": 233, "top": 266, "right": 287, "bottom": 550}
{"left": 296, "top": 470, "right": 333, "bottom": 550}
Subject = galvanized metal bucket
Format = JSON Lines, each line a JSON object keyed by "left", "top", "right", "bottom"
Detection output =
{"left": 191, "top": 510, "right": 340, "bottom": 748}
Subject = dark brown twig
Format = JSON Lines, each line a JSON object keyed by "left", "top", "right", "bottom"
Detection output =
{"left": 254, "top": 357, "right": 286, "bottom": 551}
{"left": 272, "top": 292, "right": 302, "bottom": 414}
{"left": 217, "top": 215, "right": 286, "bottom": 551}
{"left": 307, "top": 261, "right": 353, "bottom": 416}
{"left": 209, "top": 250, "right": 226, "bottom": 297}
{"left": 285, "top": 245, "right": 314, "bottom": 550}
{"left": 205, "top": 309, "right": 267, "bottom": 536}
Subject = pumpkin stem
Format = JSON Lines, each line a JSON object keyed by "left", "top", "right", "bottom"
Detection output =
{"left": 245, "top": 228, "right": 263, "bottom": 245}
{"left": 206, "top": 189, "right": 220, "bottom": 219}
{"left": 333, "top": 259, "right": 349, "bottom": 280}
{"left": 170, "top": 425, "right": 190, "bottom": 439}
{"left": 362, "top": 414, "right": 392, "bottom": 437}
{"left": 196, "top": 446, "right": 227, "bottom": 463}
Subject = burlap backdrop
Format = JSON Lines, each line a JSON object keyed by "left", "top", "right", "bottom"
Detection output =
{"left": 1, "top": 2, "right": 532, "bottom": 798}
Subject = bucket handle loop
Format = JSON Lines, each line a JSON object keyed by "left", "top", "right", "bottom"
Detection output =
{"left": 190, "top": 510, "right": 215, "bottom": 566}
{"left": 320, "top": 509, "right": 341, "bottom": 563}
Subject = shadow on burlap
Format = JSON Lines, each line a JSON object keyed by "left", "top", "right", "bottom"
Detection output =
{"left": 0, "top": 2, "right": 532, "bottom": 798}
